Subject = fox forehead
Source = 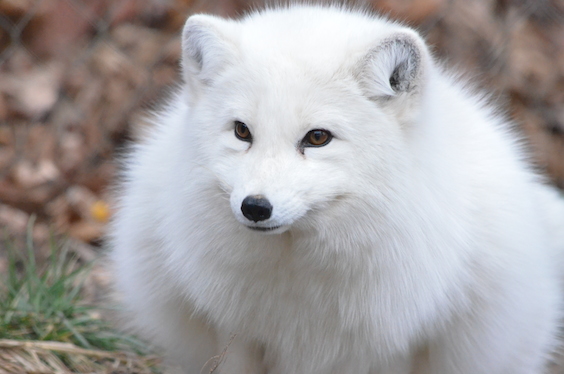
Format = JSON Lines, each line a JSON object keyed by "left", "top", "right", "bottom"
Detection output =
{"left": 235, "top": 6, "right": 403, "bottom": 69}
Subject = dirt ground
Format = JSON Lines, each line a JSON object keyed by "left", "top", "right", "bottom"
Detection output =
{"left": 1, "top": 0, "right": 564, "bottom": 372}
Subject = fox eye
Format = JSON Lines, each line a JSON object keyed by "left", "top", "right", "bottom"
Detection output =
{"left": 303, "top": 129, "right": 332, "bottom": 147}
{"left": 234, "top": 121, "right": 252, "bottom": 142}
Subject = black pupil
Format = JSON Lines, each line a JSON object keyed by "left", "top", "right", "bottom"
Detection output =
{"left": 238, "top": 123, "right": 248, "bottom": 137}
{"left": 311, "top": 131, "right": 325, "bottom": 143}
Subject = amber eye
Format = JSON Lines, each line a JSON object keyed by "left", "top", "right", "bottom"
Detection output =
{"left": 303, "top": 129, "right": 332, "bottom": 147}
{"left": 234, "top": 121, "right": 252, "bottom": 142}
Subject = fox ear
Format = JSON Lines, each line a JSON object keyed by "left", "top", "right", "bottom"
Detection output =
{"left": 181, "top": 15, "right": 236, "bottom": 94}
{"left": 358, "top": 31, "right": 428, "bottom": 98}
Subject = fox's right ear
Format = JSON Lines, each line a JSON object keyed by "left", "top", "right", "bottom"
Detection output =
{"left": 181, "top": 15, "right": 237, "bottom": 99}
{"left": 356, "top": 30, "right": 429, "bottom": 99}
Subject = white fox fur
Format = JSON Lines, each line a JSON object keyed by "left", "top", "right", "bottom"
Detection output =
{"left": 109, "top": 5, "right": 564, "bottom": 374}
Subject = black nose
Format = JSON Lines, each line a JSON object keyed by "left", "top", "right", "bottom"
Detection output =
{"left": 241, "top": 195, "right": 272, "bottom": 222}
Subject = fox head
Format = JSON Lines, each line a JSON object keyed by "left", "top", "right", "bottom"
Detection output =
{"left": 179, "top": 6, "right": 431, "bottom": 234}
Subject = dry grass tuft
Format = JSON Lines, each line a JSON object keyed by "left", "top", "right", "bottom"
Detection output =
{"left": 0, "top": 219, "right": 165, "bottom": 373}
{"left": 0, "top": 339, "right": 161, "bottom": 374}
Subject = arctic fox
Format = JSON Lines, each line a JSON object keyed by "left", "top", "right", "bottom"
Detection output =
{"left": 109, "top": 5, "right": 564, "bottom": 374}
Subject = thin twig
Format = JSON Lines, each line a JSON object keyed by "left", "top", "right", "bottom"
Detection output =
{"left": 201, "top": 333, "right": 237, "bottom": 374}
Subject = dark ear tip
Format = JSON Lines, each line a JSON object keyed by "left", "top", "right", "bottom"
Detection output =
{"left": 380, "top": 32, "right": 423, "bottom": 69}
{"left": 182, "top": 14, "right": 215, "bottom": 36}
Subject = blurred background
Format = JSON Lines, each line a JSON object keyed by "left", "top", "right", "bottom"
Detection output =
{"left": 1, "top": 0, "right": 563, "bottom": 246}
{"left": 1, "top": 0, "right": 563, "bottom": 372}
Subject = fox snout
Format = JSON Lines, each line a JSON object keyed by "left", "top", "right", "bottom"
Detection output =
{"left": 241, "top": 195, "right": 273, "bottom": 222}
{"left": 230, "top": 169, "right": 311, "bottom": 232}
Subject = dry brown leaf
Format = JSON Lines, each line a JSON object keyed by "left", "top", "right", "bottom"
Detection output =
{"left": 0, "top": 62, "right": 63, "bottom": 119}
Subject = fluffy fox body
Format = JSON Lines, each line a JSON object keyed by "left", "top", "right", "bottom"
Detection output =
{"left": 109, "top": 5, "right": 564, "bottom": 374}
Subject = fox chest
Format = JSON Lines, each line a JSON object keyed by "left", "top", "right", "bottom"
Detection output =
{"left": 185, "top": 252, "right": 417, "bottom": 362}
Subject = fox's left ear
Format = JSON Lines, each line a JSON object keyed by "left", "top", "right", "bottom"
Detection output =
{"left": 357, "top": 31, "right": 429, "bottom": 100}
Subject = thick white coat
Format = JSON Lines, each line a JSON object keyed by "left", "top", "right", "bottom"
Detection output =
{"left": 109, "top": 5, "right": 564, "bottom": 374}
